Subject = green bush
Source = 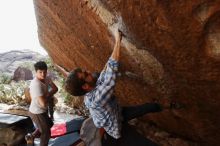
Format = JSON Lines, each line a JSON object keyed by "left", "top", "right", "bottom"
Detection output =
{"left": 0, "top": 73, "right": 11, "bottom": 84}
{"left": 0, "top": 81, "right": 30, "bottom": 104}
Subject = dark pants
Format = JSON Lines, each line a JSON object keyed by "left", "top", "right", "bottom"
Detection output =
{"left": 29, "top": 112, "right": 53, "bottom": 146}
{"left": 122, "top": 102, "right": 162, "bottom": 122}
{"left": 48, "top": 97, "right": 55, "bottom": 119}
{"left": 102, "top": 103, "right": 162, "bottom": 146}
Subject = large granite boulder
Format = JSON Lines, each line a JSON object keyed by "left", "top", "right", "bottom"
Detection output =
{"left": 13, "top": 67, "right": 33, "bottom": 82}
{"left": 33, "top": 0, "right": 220, "bottom": 145}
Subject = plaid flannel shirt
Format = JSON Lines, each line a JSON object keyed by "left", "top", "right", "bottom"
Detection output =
{"left": 84, "top": 57, "right": 122, "bottom": 139}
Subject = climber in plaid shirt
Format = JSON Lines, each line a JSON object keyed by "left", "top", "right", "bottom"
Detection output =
{"left": 84, "top": 57, "right": 122, "bottom": 139}
{"left": 64, "top": 29, "right": 162, "bottom": 141}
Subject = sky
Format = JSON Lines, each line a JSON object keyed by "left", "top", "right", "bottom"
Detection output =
{"left": 0, "top": 0, "right": 47, "bottom": 55}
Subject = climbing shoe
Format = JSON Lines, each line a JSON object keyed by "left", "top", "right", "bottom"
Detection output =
{"left": 25, "top": 133, "right": 34, "bottom": 146}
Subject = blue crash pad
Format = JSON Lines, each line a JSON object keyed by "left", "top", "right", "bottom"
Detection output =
{"left": 0, "top": 112, "right": 32, "bottom": 128}
{"left": 34, "top": 132, "right": 81, "bottom": 146}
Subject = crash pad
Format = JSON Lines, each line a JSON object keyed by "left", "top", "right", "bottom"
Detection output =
{"left": 0, "top": 113, "right": 32, "bottom": 128}
{"left": 51, "top": 117, "right": 85, "bottom": 138}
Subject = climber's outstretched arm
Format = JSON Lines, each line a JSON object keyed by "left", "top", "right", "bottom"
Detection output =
{"left": 110, "top": 29, "right": 122, "bottom": 62}
{"left": 54, "top": 64, "right": 69, "bottom": 77}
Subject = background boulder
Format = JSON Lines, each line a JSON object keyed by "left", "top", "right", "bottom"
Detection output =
{"left": 13, "top": 67, "right": 33, "bottom": 82}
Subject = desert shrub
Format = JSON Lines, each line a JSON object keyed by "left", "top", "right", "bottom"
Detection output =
{"left": 0, "top": 81, "right": 30, "bottom": 104}
{"left": 0, "top": 73, "right": 11, "bottom": 84}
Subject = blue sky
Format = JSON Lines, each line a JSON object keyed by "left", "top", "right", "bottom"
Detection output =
{"left": 0, "top": 0, "right": 47, "bottom": 55}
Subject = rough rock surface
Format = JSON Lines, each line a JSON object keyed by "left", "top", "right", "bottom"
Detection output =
{"left": 0, "top": 126, "right": 26, "bottom": 146}
{"left": 33, "top": 0, "right": 220, "bottom": 145}
{"left": 13, "top": 67, "right": 33, "bottom": 81}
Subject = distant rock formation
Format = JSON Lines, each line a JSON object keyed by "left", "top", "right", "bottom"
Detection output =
{"left": 0, "top": 50, "right": 46, "bottom": 75}
{"left": 12, "top": 67, "right": 33, "bottom": 82}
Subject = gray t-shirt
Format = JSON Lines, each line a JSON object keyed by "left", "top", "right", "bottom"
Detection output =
{"left": 29, "top": 77, "right": 48, "bottom": 114}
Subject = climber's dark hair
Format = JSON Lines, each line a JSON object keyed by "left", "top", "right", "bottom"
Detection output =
{"left": 64, "top": 68, "right": 87, "bottom": 96}
{"left": 34, "top": 61, "right": 47, "bottom": 71}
